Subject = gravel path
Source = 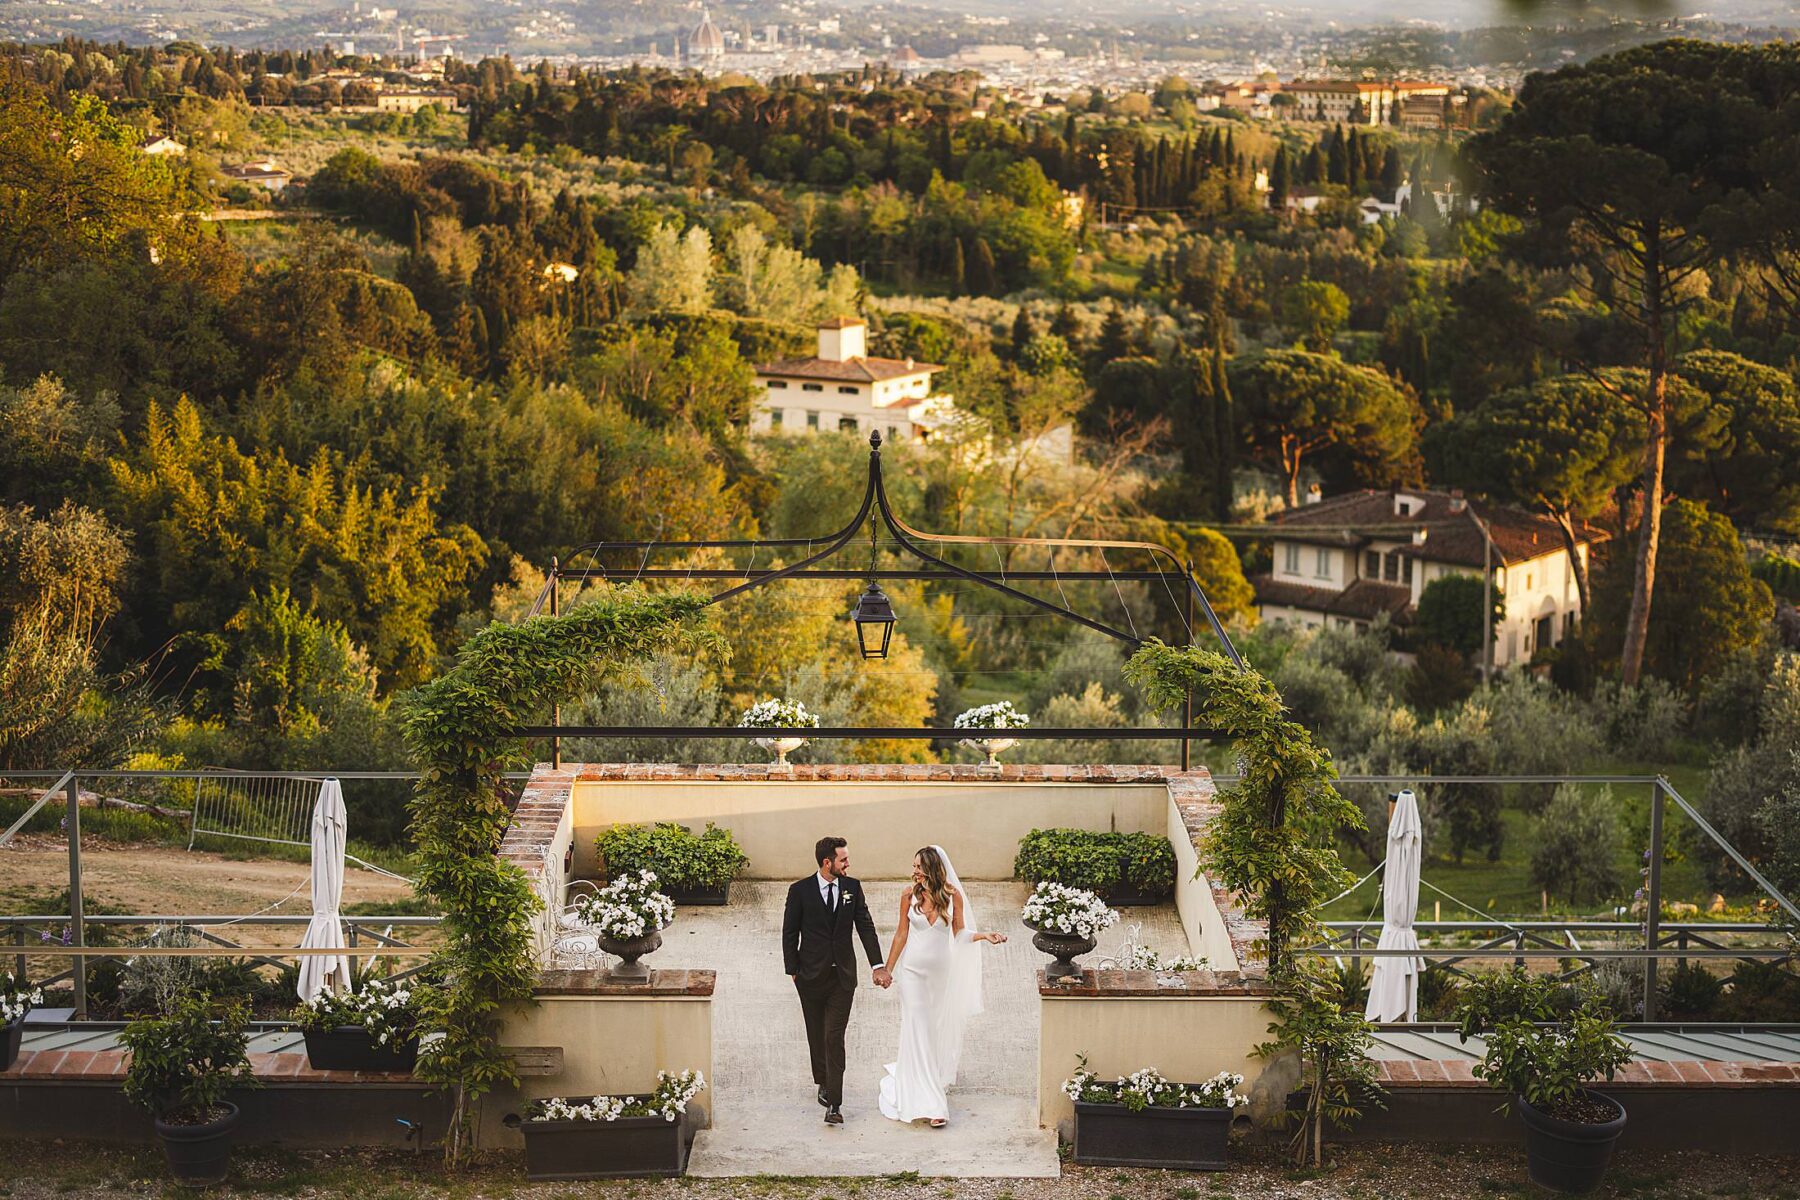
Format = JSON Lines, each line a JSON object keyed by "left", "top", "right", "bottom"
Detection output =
{"left": 3, "top": 1139, "right": 1796, "bottom": 1200}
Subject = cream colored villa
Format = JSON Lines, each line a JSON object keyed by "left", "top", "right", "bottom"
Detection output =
{"left": 751, "top": 317, "right": 956, "bottom": 442}
{"left": 1253, "top": 487, "right": 1607, "bottom": 667}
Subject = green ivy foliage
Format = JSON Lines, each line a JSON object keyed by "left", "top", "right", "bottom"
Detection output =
{"left": 1124, "top": 640, "right": 1360, "bottom": 977}
{"left": 1013, "top": 829, "right": 1176, "bottom": 896}
{"left": 400, "top": 588, "right": 716, "bottom": 1163}
{"left": 119, "top": 993, "right": 258, "bottom": 1120}
{"left": 598, "top": 821, "right": 748, "bottom": 890}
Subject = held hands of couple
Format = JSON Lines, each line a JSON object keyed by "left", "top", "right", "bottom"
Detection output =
{"left": 872, "top": 965, "right": 893, "bottom": 988}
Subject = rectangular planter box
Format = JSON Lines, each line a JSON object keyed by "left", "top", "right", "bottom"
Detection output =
{"left": 1103, "top": 883, "right": 1172, "bottom": 907}
{"left": 663, "top": 882, "right": 731, "bottom": 907}
{"left": 302, "top": 1027, "right": 418, "bottom": 1074}
{"left": 1073, "top": 1100, "right": 1233, "bottom": 1170}
{"left": 520, "top": 1111, "right": 691, "bottom": 1180}
{"left": 1, "top": 1020, "right": 20, "bottom": 1073}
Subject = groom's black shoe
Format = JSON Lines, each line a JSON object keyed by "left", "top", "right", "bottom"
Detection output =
{"left": 817, "top": 1087, "right": 829, "bottom": 1108}
{"left": 824, "top": 1104, "right": 843, "bottom": 1125}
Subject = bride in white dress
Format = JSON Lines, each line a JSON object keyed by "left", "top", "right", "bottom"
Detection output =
{"left": 877, "top": 845, "right": 1007, "bottom": 1128}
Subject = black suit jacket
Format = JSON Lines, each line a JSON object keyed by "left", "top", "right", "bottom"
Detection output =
{"left": 783, "top": 873, "right": 883, "bottom": 989}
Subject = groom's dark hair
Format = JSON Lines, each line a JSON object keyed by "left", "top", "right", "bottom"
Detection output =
{"left": 816, "top": 836, "right": 847, "bottom": 868}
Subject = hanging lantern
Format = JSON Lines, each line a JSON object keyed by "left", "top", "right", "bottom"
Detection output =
{"left": 850, "top": 581, "right": 896, "bottom": 660}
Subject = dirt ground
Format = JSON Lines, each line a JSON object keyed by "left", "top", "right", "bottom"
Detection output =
{"left": 1, "top": 1140, "right": 1796, "bottom": 1200}
{"left": 0, "top": 832, "right": 418, "bottom": 948}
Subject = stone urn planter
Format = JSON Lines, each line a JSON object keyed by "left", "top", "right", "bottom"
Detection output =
{"left": 1073, "top": 1099, "right": 1233, "bottom": 1170}
{"left": 1517, "top": 1090, "right": 1627, "bottom": 1194}
{"left": 518, "top": 1108, "right": 692, "bottom": 1180}
{"left": 961, "top": 737, "right": 1018, "bottom": 768}
{"left": 598, "top": 930, "right": 664, "bottom": 981}
{"left": 302, "top": 1026, "right": 419, "bottom": 1073}
{"left": 154, "top": 1102, "right": 241, "bottom": 1187}
{"left": 1, "top": 1019, "right": 22, "bottom": 1073}
{"left": 1024, "top": 921, "right": 1096, "bottom": 983}
{"left": 753, "top": 737, "right": 807, "bottom": 768}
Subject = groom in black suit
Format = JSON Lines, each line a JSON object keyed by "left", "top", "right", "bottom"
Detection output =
{"left": 783, "top": 835, "right": 889, "bottom": 1125}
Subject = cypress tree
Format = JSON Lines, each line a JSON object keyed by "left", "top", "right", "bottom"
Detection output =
{"left": 1326, "top": 126, "right": 1348, "bottom": 185}
{"left": 969, "top": 237, "right": 997, "bottom": 296}
{"left": 950, "top": 238, "right": 966, "bottom": 295}
{"left": 1183, "top": 347, "right": 1219, "bottom": 505}
{"left": 1011, "top": 305, "right": 1036, "bottom": 358}
{"left": 1303, "top": 143, "right": 1324, "bottom": 185}
{"left": 1210, "top": 344, "right": 1234, "bottom": 519}
{"left": 1381, "top": 145, "right": 1404, "bottom": 202}
{"left": 1050, "top": 303, "right": 1083, "bottom": 356}
{"left": 1096, "top": 305, "right": 1131, "bottom": 364}
{"left": 1270, "top": 147, "right": 1290, "bottom": 210}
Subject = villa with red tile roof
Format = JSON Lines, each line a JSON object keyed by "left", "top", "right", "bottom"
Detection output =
{"left": 1253, "top": 487, "right": 1608, "bottom": 667}
{"left": 751, "top": 317, "right": 956, "bottom": 442}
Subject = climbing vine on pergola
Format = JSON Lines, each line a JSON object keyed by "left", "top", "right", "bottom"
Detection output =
{"left": 1125, "top": 640, "right": 1360, "bottom": 979}
{"left": 401, "top": 588, "right": 717, "bottom": 1164}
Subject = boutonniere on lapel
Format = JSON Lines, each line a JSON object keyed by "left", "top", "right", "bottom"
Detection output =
{"left": 839, "top": 890, "right": 855, "bottom": 906}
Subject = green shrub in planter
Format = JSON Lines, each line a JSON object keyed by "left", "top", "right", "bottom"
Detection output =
{"left": 1014, "top": 829, "right": 1175, "bottom": 902}
{"left": 598, "top": 823, "right": 748, "bottom": 902}
{"left": 120, "top": 993, "right": 259, "bottom": 1185}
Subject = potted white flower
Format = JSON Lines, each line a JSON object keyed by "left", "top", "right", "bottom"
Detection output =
{"left": 1020, "top": 882, "right": 1118, "bottom": 981}
{"left": 291, "top": 976, "right": 428, "bottom": 1073}
{"left": 1062, "top": 1056, "right": 1248, "bottom": 1170}
{"left": 954, "top": 700, "right": 1030, "bottom": 767}
{"left": 573, "top": 870, "right": 676, "bottom": 981}
{"left": 738, "top": 698, "right": 820, "bottom": 768}
{"left": 2, "top": 973, "right": 43, "bottom": 1071}
{"left": 511, "top": 1069, "right": 707, "bottom": 1180}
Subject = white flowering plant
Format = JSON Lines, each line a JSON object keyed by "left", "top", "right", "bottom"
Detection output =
{"left": 2, "top": 973, "right": 43, "bottom": 1026}
{"left": 738, "top": 699, "right": 821, "bottom": 730}
{"left": 1021, "top": 882, "right": 1119, "bottom": 941}
{"left": 1061, "top": 1056, "right": 1249, "bottom": 1113}
{"left": 1123, "top": 946, "right": 1210, "bottom": 972}
{"left": 291, "top": 976, "right": 425, "bottom": 1045}
{"left": 574, "top": 870, "right": 676, "bottom": 941}
{"left": 953, "top": 701, "right": 1031, "bottom": 731}
{"left": 525, "top": 1069, "right": 706, "bottom": 1124}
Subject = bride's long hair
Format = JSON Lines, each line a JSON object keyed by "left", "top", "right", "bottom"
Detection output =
{"left": 913, "top": 845, "right": 954, "bottom": 922}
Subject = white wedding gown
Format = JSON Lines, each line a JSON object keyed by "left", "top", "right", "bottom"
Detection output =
{"left": 878, "top": 891, "right": 963, "bottom": 1123}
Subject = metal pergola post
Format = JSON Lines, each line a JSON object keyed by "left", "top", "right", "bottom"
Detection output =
{"left": 66, "top": 773, "right": 85, "bottom": 1019}
{"left": 1644, "top": 778, "right": 1666, "bottom": 1022}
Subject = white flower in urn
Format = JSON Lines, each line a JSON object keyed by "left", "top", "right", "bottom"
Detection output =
{"left": 1021, "top": 882, "right": 1118, "bottom": 941}
{"left": 739, "top": 698, "right": 820, "bottom": 766}
{"left": 954, "top": 701, "right": 1029, "bottom": 766}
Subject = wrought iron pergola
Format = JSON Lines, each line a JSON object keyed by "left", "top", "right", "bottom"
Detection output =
{"left": 524, "top": 430, "right": 1244, "bottom": 767}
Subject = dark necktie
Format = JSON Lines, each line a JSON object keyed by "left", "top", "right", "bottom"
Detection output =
{"left": 827, "top": 881, "right": 837, "bottom": 913}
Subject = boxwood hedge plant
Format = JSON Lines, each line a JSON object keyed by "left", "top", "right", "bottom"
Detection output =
{"left": 1124, "top": 640, "right": 1358, "bottom": 977}
{"left": 402, "top": 588, "right": 715, "bottom": 1164}
{"left": 598, "top": 822, "right": 748, "bottom": 891}
{"left": 1013, "top": 829, "right": 1176, "bottom": 896}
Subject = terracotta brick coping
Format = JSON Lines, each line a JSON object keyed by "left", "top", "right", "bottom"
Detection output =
{"left": 536, "top": 968, "right": 715, "bottom": 997}
{"left": 0, "top": 1049, "right": 421, "bottom": 1086}
{"left": 1375, "top": 1059, "right": 1800, "bottom": 1089}
{"left": 1037, "top": 967, "right": 1276, "bottom": 997}
{"left": 541, "top": 763, "right": 1197, "bottom": 783}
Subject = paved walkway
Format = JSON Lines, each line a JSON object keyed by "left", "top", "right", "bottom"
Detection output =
{"left": 663, "top": 881, "right": 1188, "bottom": 1178}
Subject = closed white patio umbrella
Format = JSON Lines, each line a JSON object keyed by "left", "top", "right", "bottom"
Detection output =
{"left": 1365, "top": 788, "right": 1424, "bottom": 1023}
{"left": 296, "top": 778, "right": 351, "bottom": 1002}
